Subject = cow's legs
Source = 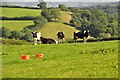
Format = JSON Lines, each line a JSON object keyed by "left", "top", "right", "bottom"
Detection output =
{"left": 34, "top": 38, "right": 37, "bottom": 45}
{"left": 83, "top": 37, "right": 87, "bottom": 43}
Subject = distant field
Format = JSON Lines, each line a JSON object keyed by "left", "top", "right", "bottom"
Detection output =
{"left": 1, "top": 7, "right": 41, "bottom": 17}
{"left": 2, "top": 40, "right": 118, "bottom": 78}
{"left": 39, "top": 22, "right": 78, "bottom": 39}
{"left": 1, "top": 20, "right": 34, "bottom": 31}
{"left": 60, "top": 11, "right": 72, "bottom": 23}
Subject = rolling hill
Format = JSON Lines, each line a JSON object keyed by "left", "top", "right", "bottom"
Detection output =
{"left": 39, "top": 22, "right": 77, "bottom": 40}
{"left": 1, "top": 7, "right": 78, "bottom": 39}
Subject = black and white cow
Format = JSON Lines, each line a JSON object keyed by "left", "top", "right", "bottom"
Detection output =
{"left": 40, "top": 37, "right": 58, "bottom": 44}
{"left": 73, "top": 30, "right": 89, "bottom": 43}
{"left": 32, "top": 31, "right": 41, "bottom": 45}
{"left": 57, "top": 31, "right": 65, "bottom": 43}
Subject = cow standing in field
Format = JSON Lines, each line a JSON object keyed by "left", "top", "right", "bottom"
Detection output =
{"left": 57, "top": 31, "right": 65, "bottom": 43}
{"left": 40, "top": 37, "right": 58, "bottom": 44}
{"left": 74, "top": 30, "right": 89, "bottom": 43}
{"left": 32, "top": 31, "right": 41, "bottom": 45}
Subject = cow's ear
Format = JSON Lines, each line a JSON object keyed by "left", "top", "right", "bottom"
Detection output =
{"left": 32, "top": 32, "right": 33, "bottom": 34}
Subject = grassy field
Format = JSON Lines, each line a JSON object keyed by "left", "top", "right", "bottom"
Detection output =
{"left": 39, "top": 22, "right": 78, "bottom": 39}
{"left": 1, "top": 7, "right": 41, "bottom": 17}
{"left": 2, "top": 40, "right": 118, "bottom": 78}
{"left": 1, "top": 20, "right": 34, "bottom": 31}
{"left": 59, "top": 11, "right": 72, "bottom": 23}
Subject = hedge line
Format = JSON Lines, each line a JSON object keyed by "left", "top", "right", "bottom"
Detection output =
{"left": 1, "top": 38, "right": 32, "bottom": 45}
{"left": 68, "top": 37, "right": 120, "bottom": 43}
{"left": 1, "top": 16, "right": 36, "bottom": 20}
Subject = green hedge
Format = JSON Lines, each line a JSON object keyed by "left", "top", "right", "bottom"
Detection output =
{"left": 1, "top": 38, "right": 32, "bottom": 45}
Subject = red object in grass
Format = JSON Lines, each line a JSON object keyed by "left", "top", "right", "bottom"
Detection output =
{"left": 21, "top": 55, "right": 29, "bottom": 60}
{"left": 36, "top": 54, "right": 43, "bottom": 58}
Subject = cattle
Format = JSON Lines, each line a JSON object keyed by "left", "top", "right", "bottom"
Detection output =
{"left": 40, "top": 37, "right": 58, "bottom": 44}
{"left": 73, "top": 30, "right": 89, "bottom": 43}
{"left": 57, "top": 31, "right": 65, "bottom": 43}
{"left": 32, "top": 31, "right": 41, "bottom": 45}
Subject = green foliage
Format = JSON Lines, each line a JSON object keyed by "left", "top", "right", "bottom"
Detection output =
{"left": 70, "top": 7, "right": 118, "bottom": 38}
{"left": 22, "top": 33, "right": 32, "bottom": 42}
{"left": 9, "top": 30, "right": 23, "bottom": 40}
{"left": 2, "top": 27, "right": 11, "bottom": 38}
{"left": 33, "top": 16, "right": 48, "bottom": 29}
{"left": 58, "top": 4, "right": 67, "bottom": 11}
{"left": 2, "top": 38, "right": 31, "bottom": 45}
{"left": 51, "top": 8, "right": 61, "bottom": 21}
{"left": 37, "top": 2, "right": 47, "bottom": 10}
{"left": 41, "top": 9, "right": 51, "bottom": 22}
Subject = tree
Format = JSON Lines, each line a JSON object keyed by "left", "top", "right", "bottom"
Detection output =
{"left": 37, "top": 2, "right": 47, "bottom": 10}
{"left": 33, "top": 16, "right": 47, "bottom": 29}
{"left": 22, "top": 33, "right": 32, "bottom": 42}
{"left": 51, "top": 8, "right": 61, "bottom": 21}
{"left": 9, "top": 30, "right": 23, "bottom": 40}
{"left": 41, "top": 9, "right": 51, "bottom": 22}
{"left": 2, "top": 27, "right": 11, "bottom": 38}
{"left": 58, "top": 4, "right": 67, "bottom": 11}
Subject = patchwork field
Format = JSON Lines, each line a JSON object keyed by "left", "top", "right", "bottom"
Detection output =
{"left": 1, "top": 20, "right": 34, "bottom": 31}
{"left": 2, "top": 40, "right": 118, "bottom": 78}
{"left": 1, "top": 7, "right": 41, "bottom": 17}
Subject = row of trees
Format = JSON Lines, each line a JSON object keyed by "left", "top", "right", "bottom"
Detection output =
{"left": 69, "top": 3, "right": 118, "bottom": 38}
{"left": 1, "top": 27, "right": 33, "bottom": 42}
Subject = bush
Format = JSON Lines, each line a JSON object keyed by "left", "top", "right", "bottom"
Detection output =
{"left": 1, "top": 16, "right": 35, "bottom": 20}
{"left": 2, "top": 38, "right": 31, "bottom": 45}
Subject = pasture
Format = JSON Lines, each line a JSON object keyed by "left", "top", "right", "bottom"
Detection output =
{"left": 1, "top": 20, "right": 34, "bottom": 31}
{"left": 2, "top": 40, "right": 118, "bottom": 78}
{"left": 39, "top": 22, "right": 78, "bottom": 40}
{"left": 1, "top": 7, "right": 41, "bottom": 17}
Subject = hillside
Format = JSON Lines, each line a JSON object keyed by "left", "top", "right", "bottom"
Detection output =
{"left": 1, "top": 7, "right": 78, "bottom": 40}
{"left": 39, "top": 22, "right": 77, "bottom": 40}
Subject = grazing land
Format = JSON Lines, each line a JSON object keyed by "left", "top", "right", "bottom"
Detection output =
{"left": 1, "top": 7, "right": 41, "bottom": 17}
{"left": 2, "top": 40, "right": 118, "bottom": 78}
{"left": 1, "top": 20, "right": 34, "bottom": 31}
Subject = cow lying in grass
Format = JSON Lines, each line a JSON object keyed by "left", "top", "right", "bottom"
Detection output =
{"left": 74, "top": 30, "right": 89, "bottom": 43}
{"left": 40, "top": 37, "right": 58, "bottom": 44}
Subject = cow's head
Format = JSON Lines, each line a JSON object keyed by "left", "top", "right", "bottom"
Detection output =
{"left": 57, "top": 31, "right": 65, "bottom": 37}
{"left": 83, "top": 30, "right": 89, "bottom": 37}
{"left": 32, "top": 31, "right": 37, "bottom": 38}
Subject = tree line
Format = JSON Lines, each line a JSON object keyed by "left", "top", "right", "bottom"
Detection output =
{"left": 69, "top": 3, "right": 119, "bottom": 38}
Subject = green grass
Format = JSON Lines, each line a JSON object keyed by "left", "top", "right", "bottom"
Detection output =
{"left": 1, "top": 20, "right": 34, "bottom": 31}
{"left": 39, "top": 22, "right": 78, "bottom": 39}
{"left": 59, "top": 11, "right": 72, "bottom": 23}
{"left": 1, "top": 7, "right": 41, "bottom": 17}
{"left": 2, "top": 40, "right": 118, "bottom": 78}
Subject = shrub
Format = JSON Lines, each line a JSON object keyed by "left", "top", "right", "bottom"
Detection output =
{"left": 2, "top": 38, "right": 31, "bottom": 45}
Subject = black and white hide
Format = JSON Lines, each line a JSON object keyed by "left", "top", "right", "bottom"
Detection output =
{"left": 32, "top": 31, "right": 41, "bottom": 45}
{"left": 57, "top": 31, "right": 65, "bottom": 43}
{"left": 40, "top": 37, "right": 58, "bottom": 44}
{"left": 73, "top": 30, "right": 89, "bottom": 43}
